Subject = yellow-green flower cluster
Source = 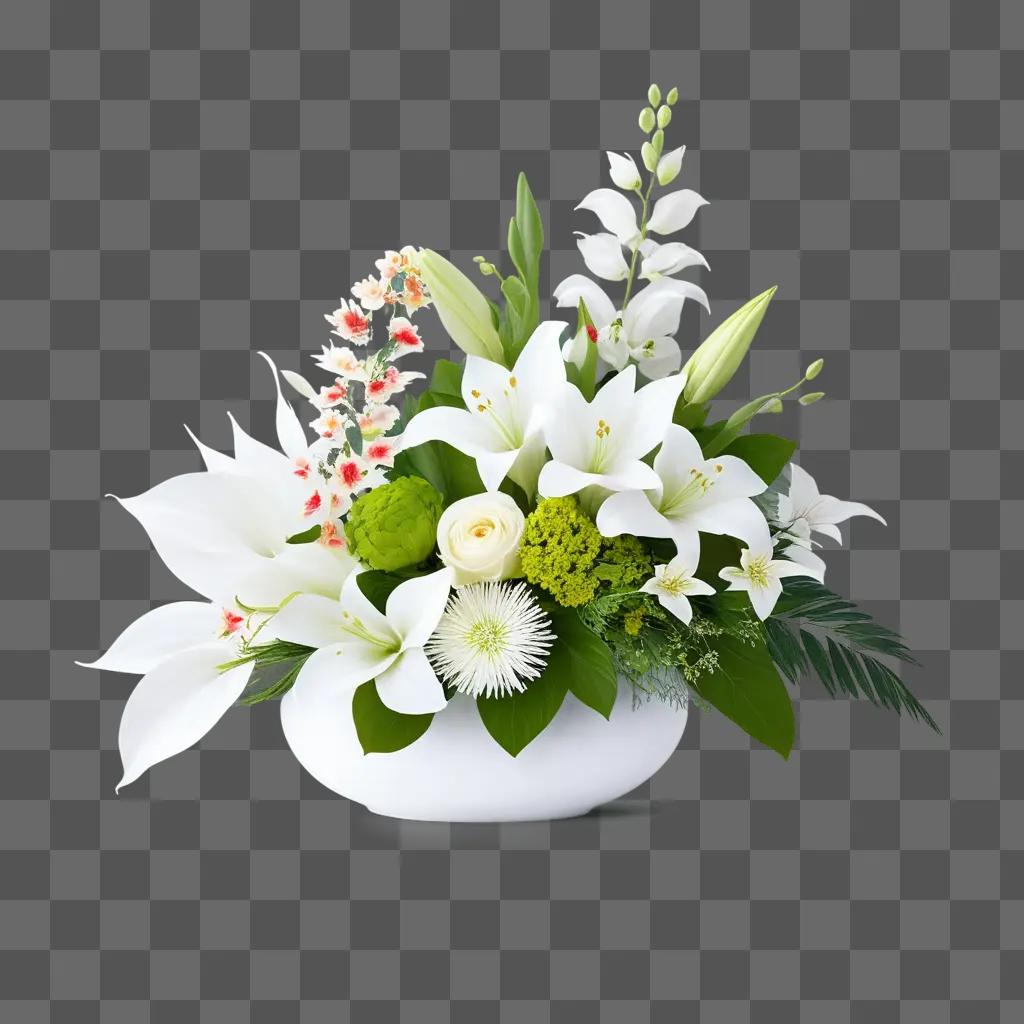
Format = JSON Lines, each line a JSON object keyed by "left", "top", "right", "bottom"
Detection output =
{"left": 520, "top": 497, "right": 603, "bottom": 607}
{"left": 521, "top": 499, "right": 655, "bottom": 608}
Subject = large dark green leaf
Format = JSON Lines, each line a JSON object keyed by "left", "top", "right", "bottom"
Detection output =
{"left": 355, "top": 570, "right": 406, "bottom": 614}
{"left": 352, "top": 681, "right": 434, "bottom": 754}
{"left": 691, "top": 633, "right": 795, "bottom": 758}
{"left": 428, "top": 359, "right": 464, "bottom": 404}
{"left": 717, "top": 433, "right": 796, "bottom": 486}
{"left": 552, "top": 610, "right": 617, "bottom": 719}
{"left": 477, "top": 667, "right": 569, "bottom": 758}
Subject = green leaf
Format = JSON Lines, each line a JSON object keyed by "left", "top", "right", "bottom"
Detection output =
{"left": 695, "top": 533, "right": 743, "bottom": 586}
{"left": 476, "top": 610, "right": 607, "bottom": 755}
{"left": 552, "top": 610, "right": 617, "bottom": 719}
{"left": 717, "top": 433, "right": 796, "bottom": 486}
{"left": 352, "top": 681, "right": 434, "bottom": 754}
{"left": 515, "top": 171, "right": 543, "bottom": 284}
{"left": 355, "top": 570, "right": 406, "bottom": 614}
{"left": 576, "top": 298, "right": 599, "bottom": 401}
{"left": 286, "top": 524, "right": 321, "bottom": 545}
{"left": 673, "top": 399, "right": 710, "bottom": 430}
{"left": 690, "top": 632, "right": 795, "bottom": 758}
{"left": 345, "top": 422, "right": 363, "bottom": 455}
{"left": 428, "top": 359, "right": 465, "bottom": 403}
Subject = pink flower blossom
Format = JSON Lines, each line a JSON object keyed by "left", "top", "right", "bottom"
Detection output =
{"left": 324, "top": 299, "right": 370, "bottom": 345}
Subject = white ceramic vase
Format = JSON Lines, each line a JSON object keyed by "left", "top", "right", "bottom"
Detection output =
{"left": 289, "top": 680, "right": 687, "bottom": 822}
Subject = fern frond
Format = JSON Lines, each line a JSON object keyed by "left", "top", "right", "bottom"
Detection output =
{"left": 766, "top": 580, "right": 939, "bottom": 733}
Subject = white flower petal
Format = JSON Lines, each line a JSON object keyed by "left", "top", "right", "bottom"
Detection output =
{"left": 747, "top": 578, "right": 783, "bottom": 620}
{"left": 184, "top": 425, "right": 234, "bottom": 474}
{"left": 281, "top": 368, "right": 319, "bottom": 402}
{"left": 117, "top": 642, "right": 251, "bottom": 790}
{"left": 772, "top": 559, "right": 816, "bottom": 580}
{"left": 607, "top": 151, "right": 642, "bottom": 191}
{"left": 815, "top": 495, "right": 887, "bottom": 528}
{"left": 599, "top": 461, "right": 663, "bottom": 493}
{"left": 596, "top": 490, "right": 672, "bottom": 540}
{"left": 622, "top": 372, "right": 688, "bottom": 460}
{"left": 781, "top": 544, "right": 826, "bottom": 583}
{"left": 268, "top": 593, "right": 349, "bottom": 649}
{"left": 511, "top": 320, "right": 569, "bottom": 415}
{"left": 552, "top": 274, "right": 617, "bottom": 328}
{"left": 374, "top": 647, "right": 448, "bottom": 715}
{"left": 646, "top": 189, "right": 709, "bottom": 235}
{"left": 657, "top": 590, "right": 695, "bottom": 624}
{"left": 228, "top": 412, "right": 294, "bottom": 478}
{"left": 685, "top": 497, "right": 772, "bottom": 550}
{"left": 655, "top": 145, "right": 685, "bottom": 185}
{"left": 78, "top": 602, "right": 222, "bottom": 675}
{"left": 233, "top": 541, "right": 358, "bottom": 610}
{"left": 386, "top": 567, "right": 454, "bottom": 649}
{"left": 640, "top": 240, "right": 708, "bottom": 280}
{"left": 259, "top": 352, "right": 310, "bottom": 459}
{"left": 476, "top": 448, "right": 521, "bottom": 492}
{"left": 400, "top": 405, "right": 498, "bottom": 457}
{"left": 576, "top": 188, "right": 641, "bottom": 247}
{"left": 537, "top": 460, "right": 603, "bottom": 498}
{"left": 631, "top": 335, "right": 682, "bottom": 380}
{"left": 576, "top": 232, "right": 631, "bottom": 281}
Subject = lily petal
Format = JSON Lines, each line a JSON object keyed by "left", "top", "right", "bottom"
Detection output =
{"left": 117, "top": 642, "right": 251, "bottom": 790}
{"left": 78, "top": 601, "right": 222, "bottom": 674}
{"left": 685, "top": 497, "right": 772, "bottom": 550}
{"left": 232, "top": 537, "right": 358, "bottom": 609}
{"left": 386, "top": 567, "right": 454, "bottom": 650}
{"left": 747, "top": 577, "right": 783, "bottom": 621}
{"left": 476, "top": 448, "right": 521, "bottom": 492}
{"left": 646, "top": 189, "right": 709, "bottom": 235}
{"left": 537, "top": 460, "right": 603, "bottom": 499}
{"left": 640, "top": 240, "right": 708, "bottom": 279}
{"left": 607, "top": 151, "right": 642, "bottom": 191}
{"left": 631, "top": 335, "right": 682, "bottom": 379}
{"left": 621, "top": 372, "right": 688, "bottom": 460}
{"left": 552, "top": 274, "right": 617, "bottom": 328}
{"left": 184, "top": 425, "right": 234, "bottom": 474}
{"left": 400, "top": 405, "right": 499, "bottom": 457}
{"left": 575, "top": 232, "right": 631, "bottom": 281}
{"left": 375, "top": 647, "right": 448, "bottom": 715}
{"left": 259, "top": 352, "right": 310, "bottom": 459}
{"left": 576, "top": 188, "right": 641, "bottom": 247}
{"left": 268, "top": 593, "right": 349, "bottom": 649}
{"left": 596, "top": 490, "right": 673, "bottom": 540}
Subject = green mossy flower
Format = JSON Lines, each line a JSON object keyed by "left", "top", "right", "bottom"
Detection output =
{"left": 345, "top": 476, "right": 442, "bottom": 571}
{"left": 520, "top": 497, "right": 603, "bottom": 607}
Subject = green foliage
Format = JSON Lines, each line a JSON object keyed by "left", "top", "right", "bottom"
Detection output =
{"left": 286, "top": 524, "right": 321, "bottom": 545}
{"left": 351, "top": 680, "right": 434, "bottom": 754}
{"left": 716, "top": 433, "right": 796, "bottom": 486}
{"left": 355, "top": 569, "right": 408, "bottom": 614}
{"left": 690, "top": 630, "right": 796, "bottom": 758}
{"left": 765, "top": 579, "right": 938, "bottom": 732}
{"left": 593, "top": 535, "right": 653, "bottom": 590}
{"left": 345, "top": 476, "right": 442, "bottom": 571}
{"left": 222, "top": 640, "right": 316, "bottom": 706}
{"left": 499, "top": 173, "right": 544, "bottom": 366}
{"left": 553, "top": 610, "right": 617, "bottom": 719}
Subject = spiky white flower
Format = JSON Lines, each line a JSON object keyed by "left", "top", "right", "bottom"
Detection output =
{"left": 425, "top": 582, "right": 556, "bottom": 699}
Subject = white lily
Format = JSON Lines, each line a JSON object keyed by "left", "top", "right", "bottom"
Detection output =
{"left": 596, "top": 423, "right": 772, "bottom": 555}
{"left": 537, "top": 364, "right": 686, "bottom": 498}
{"left": 719, "top": 542, "right": 815, "bottom": 620}
{"left": 77, "top": 602, "right": 254, "bottom": 789}
{"left": 607, "top": 151, "right": 642, "bottom": 191}
{"left": 399, "top": 320, "right": 566, "bottom": 495}
{"left": 576, "top": 188, "right": 643, "bottom": 249}
{"left": 553, "top": 275, "right": 708, "bottom": 380}
{"left": 276, "top": 569, "right": 454, "bottom": 786}
{"left": 641, "top": 553, "right": 716, "bottom": 625}
{"left": 777, "top": 463, "right": 886, "bottom": 544}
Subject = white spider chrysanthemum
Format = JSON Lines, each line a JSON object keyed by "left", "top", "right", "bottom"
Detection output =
{"left": 425, "top": 582, "right": 556, "bottom": 699}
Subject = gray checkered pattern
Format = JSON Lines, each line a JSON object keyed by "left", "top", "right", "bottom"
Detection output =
{"left": 1, "top": 0, "right": 1019, "bottom": 1019}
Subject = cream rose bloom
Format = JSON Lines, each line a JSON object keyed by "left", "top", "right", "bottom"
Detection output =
{"left": 436, "top": 492, "right": 525, "bottom": 586}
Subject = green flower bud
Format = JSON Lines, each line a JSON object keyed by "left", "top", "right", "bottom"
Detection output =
{"left": 683, "top": 286, "right": 777, "bottom": 405}
{"left": 641, "top": 140, "right": 658, "bottom": 172}
{"left": 763, "top": 397, "right": 784, "bottom": 413}
{"left": 651, "top": 129, "right": 664, "bottom": 155}
{"left": 799, "top": 391, "right": 825, "bottom": 406}
{"left": 639, "top": 106, "right": 656, "bottom": 133}
{"left": 804, "top": 357, "right": 824, "bottom": 380}
{"left": 666, "top": 86, "right": 679, "bottom": 105}
{"left": 657, "top": 104, "right": 672, "bottom": 128}
{"left": 345, "top": 476, "right": 443, "bottom": 572}
{"left": 418, "top": 248, "right": 504, "bottom": 363}
{"left": 647, "top": 83, "right": 661, "bottom": 107}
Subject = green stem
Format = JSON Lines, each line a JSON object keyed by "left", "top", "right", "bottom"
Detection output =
{"left": 621, "top": 174, "right": 658, "bottom": 308}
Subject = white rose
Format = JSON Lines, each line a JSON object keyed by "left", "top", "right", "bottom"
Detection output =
{"left": 436, "top": 492, "right": 525, "bottom": 586}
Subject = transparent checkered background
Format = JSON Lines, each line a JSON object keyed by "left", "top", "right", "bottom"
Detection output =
{"left": 1, "top": 0, "right": 1020, "bottom": 1019}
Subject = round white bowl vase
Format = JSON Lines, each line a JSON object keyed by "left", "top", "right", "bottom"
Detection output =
{"left": 293, "top": 681, "right": 687, "bottom": 823}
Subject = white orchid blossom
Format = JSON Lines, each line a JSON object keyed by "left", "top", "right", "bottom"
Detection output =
{"left": 641, "top": 553, "right": 715, "bottom": 625}
{"left": 719, "top": 542, "right": 815, "bottom": 621}
{"left": 607, "top": 151, "right": 642, "bottom": 191}
{"left": 777, "top": 463, "right": 886, "bottom": 544}
{"left": 399, "top": 320, "right": 567, "bottom": 495}
{"left": 639, "top": 240, "right": 708, "bottom": 281}
{"left": 646, "top": 188, "right": 708, "bottom": 235}
{"left": 537, "top": 364, "right": 686, "bottom": 499}
{"left": 576, "top": 188, "right": 643, "bottom": 249}
{"left": 275, "top": 569, "right": 454, "bottom": 782}
{"left": 596, "top": 423, "right": 772, "bottom": 558}
{"left": 575, "top": 231, "right": 631, "bottom": 281}
{"left": 553, "top": 275, "right": 708, "bottom": 380}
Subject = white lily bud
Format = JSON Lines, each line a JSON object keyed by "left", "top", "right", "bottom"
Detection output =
{"left": 606, "top": 151, "right": 642, "bottom": 191}
{"left": 656, "top": 146, "right": 685, "bottom": 186}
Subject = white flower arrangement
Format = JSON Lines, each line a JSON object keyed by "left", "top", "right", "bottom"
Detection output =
{"left": 82, "top": 84, "right": 936, "bottom": 801}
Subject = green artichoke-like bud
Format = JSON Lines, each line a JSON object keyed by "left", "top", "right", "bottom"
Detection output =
{"left": 345, "top": 477, "right": 443, "bottom": 572}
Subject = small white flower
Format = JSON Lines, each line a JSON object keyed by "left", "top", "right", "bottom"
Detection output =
{"left": 352, "top": 275, "right": 386, "bottom": 311}
{"left": 312, "top": 344, "right": 366, "bottom": 380}
{"left": 425, "top": 582, "right": 555, "bottom": 699}
{"left": 777, "top": 463, "right": 886, "bottom": 544}
{"left": 606, "top": 151, "right": 642, "bottom": 191}
{"left": 640, "top": 553, "right": 715, "bottom": 625}
{"left": 719, "top": 543, "right": 815, "bottom": 621}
